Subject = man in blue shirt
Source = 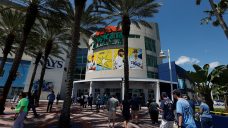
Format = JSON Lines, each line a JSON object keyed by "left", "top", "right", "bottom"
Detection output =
{"left": 173, "top": 89, "right": 196, "bottom": 128}
{"left": 199, "top": 97, "right": 213, "bottom": 128}
{"left": 47, "top": 91, "right": 55, "bottom": 112}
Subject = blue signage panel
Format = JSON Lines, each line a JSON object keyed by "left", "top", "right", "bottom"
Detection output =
{"left": 0, "top": 59, "right": 31, "bottom": 88}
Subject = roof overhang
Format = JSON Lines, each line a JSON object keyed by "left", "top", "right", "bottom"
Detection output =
{"left": 73, "top": 78, "right": 178, "bottom": 84}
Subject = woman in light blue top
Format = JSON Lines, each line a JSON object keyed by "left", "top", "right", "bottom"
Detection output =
{"left": 199, "top": 97, "right": 213, "bottom": 128}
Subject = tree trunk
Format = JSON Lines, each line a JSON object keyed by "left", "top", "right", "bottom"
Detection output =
{"left": 224, "top": 95, "right": 228, "bottom": 112}
{"left": 122, "top": 15, "right": 131, "bottom": 119}
{"left": 204, "top": 91, "right": 214, "bottom": 111}
{"left": 0, "top": 32, "right": 15, "bottom": 75}
{"left": 209, "top": 0, "right": 228, "bottom": 39}
{"left": 59, "top": 0, "right": 86, "bottom": 127}
{"left": 37, "top": 40, "right": 53, "bottom": 104}
{"left": 0, "top": 2, "right": 38, "bottom": 114}
{"left": 28, "top": 52, "right": 42, "bottom": 96}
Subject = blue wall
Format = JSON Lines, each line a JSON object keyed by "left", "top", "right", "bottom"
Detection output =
{"left": 0, "top": 58, "right": 31, "bottom": 88}
{"left": 158, "top": 61, "right": 178, "bottom": 82}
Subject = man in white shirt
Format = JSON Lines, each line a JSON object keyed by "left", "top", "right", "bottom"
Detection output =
{"left": 114, "top": 49, "right": 124, "bottom": 69}
{"left": 107, "top": 95, "right": 119, "bottom": 127}
{"left": 129, "top": 49, "right": 143, "bottom": 69}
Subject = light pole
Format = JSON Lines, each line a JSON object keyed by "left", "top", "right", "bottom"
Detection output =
{"left": 159, "top": 49, "right": 174, "bottom": 101}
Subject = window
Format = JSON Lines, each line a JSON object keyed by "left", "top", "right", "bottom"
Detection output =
{"left": 129, "top": 34, "right": 140, "bottom": 38}
{"left": 145, "top": 37, "right": 156, "bottom": 53}
{"left": 146, "top": 55, "right": 157, "bottom": 67}
{"left": 147, "top": 71, "right": 158, "bottom": 79}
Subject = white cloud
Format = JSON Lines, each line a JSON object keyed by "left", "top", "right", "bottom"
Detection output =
{"left": 175, "top": 56, "right": 200, "bottom": 65}
{"left": 209, "top": 61, "right": 220, "bottom": 69}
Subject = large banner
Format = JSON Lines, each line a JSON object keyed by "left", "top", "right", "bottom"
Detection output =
{"left": 87, "top": 48, "right": 143, "bottom": 72}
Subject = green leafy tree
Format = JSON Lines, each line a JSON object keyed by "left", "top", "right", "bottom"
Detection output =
{"left": 212, "top": 66, "right": 228, "bottom": 111}
{"left": 0, "top": 0, "right": 61, "bottom": 114}
{"left": 30, "top": 19, "right": 70, "bottom": 104}
{"left": 0, "top": 8, "right": 24, "bottom": 75}
{"left": 50, "top": 1, "right": 106, "bottom": 126}
{"left": 95, "top": 0, "right": 160, "bottom": 115}
{"left": 187, "top": 64, "right": 226, "bottom": 111}
{"left": 196, "top": 0, "right": 228, "bottom": 39}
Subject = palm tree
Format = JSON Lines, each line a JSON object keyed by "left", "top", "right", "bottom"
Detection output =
{"left": 0, "top": 8, "right": 24, "bottom": 75}
{"left": 54, "top": 0, "right": 87, "bottom": 127}
{"left": 95, "top": 0, "right": 160, "bottom": 116}
{"left": 187, "top": 64, "right": 226, "bottom": 111}
{"left": 30, "top": 19, "right": 70, "bottom": 104}
{"left": 0, "top": 0, "right": 39, "bottom": 114}
{"left": 0, "top": 0, "right": 61, "bottom": 114}
{"left": 51, "top": 1, "right": 106, "bottom": 126}
{"left": 196, "top": 0, "right": 228, "bottom": 39}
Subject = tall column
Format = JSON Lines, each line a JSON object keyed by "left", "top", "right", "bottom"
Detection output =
{"left": 89, "top": 81, "right": 93, "bottom": 95}
{"left": 155, "top": 81, "right": 160, "bottom": 104}
{"left": 121, "top": 80, "right": 125, "bottom": 101}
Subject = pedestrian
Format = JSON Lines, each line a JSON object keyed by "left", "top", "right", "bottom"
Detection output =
{"left": 83, "top": 94, "right": 88, "bottom": 108}
{"left": 47, "top": 91, "right": 55, "bottom": 112}
{"left": 13, "top": 92, "right": 29, "bottom": 128}
{"left": 183, "top": 95, "right": 195, "bottom": 116}
{"left": 88, "top": 94, "right": 93, "bottom": 110}
{"left": 28, "top": 92, "right": 39, "bottom": 118}
{"left": 107, "top": 95, "right": 119, "bottom": 127}
{"left": 96, "top": 94, "right": 101, "bottom": 112}
{"left": 121, "top": 99, "right": 131, "bottom": 128}
{"left": 56, "top": 93, "right": 60, "bottom": 105}
{"left": 158, "top": 92, "right": 175, "bottom": 128}
{"left": 130, "top": 94, "right": 140, "bottom": 124}
{"left": 149, "top": 99, "right": 159, "bottom": 124}
{"left": 79, "top": 95, "right": 84, "bottom": 109}
{"left": 173, "top": 89, "right": 197, "bottom": 128}
{"left": 199, "top": 97, "right": 213, "bottom": 128}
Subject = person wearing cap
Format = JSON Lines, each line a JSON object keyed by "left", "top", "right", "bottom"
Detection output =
{"left": 173, "top": 89, "right": 196, "bottom": 128}
{"left": 87, "top": 54, "right": 97, "bottom": 71}
{"left": 13, "top": 92, "right": 29, "bottom": 128}
{"left": 114, "top": 49, "right": 124, "bottom": 69}
{"left": 129, "top": 49, "right": 142, "bottom": 69}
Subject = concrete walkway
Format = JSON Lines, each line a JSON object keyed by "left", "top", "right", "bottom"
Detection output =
{"left": 0, "top": 101, "right": 160, "bottom": 128}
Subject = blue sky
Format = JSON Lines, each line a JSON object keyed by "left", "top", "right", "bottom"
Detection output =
{"left": 81, "top": 0, "right": 228, "bottom": 71}
{"left": 152, "top": 0, "right": 228, "bottom": 71}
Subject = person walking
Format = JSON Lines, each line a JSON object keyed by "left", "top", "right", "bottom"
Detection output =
{"left": 56, "top": 93, "right": 60, "bottom": 105}
{"left": 130, "top": 94, "right": 140, "bottom": 124}
{"left": 47, "top": 91, "right": 55, "bottom": 112}
{"left": 88, "top": 94, "right": 93, "bottom": 110}
{"left": 107, "top": 95, "right": 119, "bottom": 127}
{"left": 96, "top": 94, "right": 101, "bottom": 112}
{"left": 173, "top": 89, "right": 196, "bottom": 128}
{"left": 149, "top": 99, "right": 159, "bottom": 124}
{"left": 199, "top": 97, "right": 213, "bottom": 128}
{"left": 13, "top": 92, "right": 29, "bottom": 128}
{"left": 28, "top": 92, "right": 39, "bottom": 118}
{"left": 83, "top": 94, "right": 88, "bottom": 108}
{"left": 158, "top": 92, "right": 175, "bottom": 128}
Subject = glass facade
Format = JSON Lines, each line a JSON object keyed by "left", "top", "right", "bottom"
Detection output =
{"left": 74, "top": 48, "right": 88, "bottom": 80}
{"left": 147, "top": 71, "right": 158, "bottom": 79}
{"left": 145, "top": 37, "right": 156, "bottom": 53}
{"left": 146, "top": 55, "right": 157, "bottom": 67}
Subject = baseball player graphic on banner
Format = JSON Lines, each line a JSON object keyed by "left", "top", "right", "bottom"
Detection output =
{"left": 87, "top": 48, "right": 143, "bottom": 72}
{"left": 129, "top": 49, "right": 143, "bottom": 69}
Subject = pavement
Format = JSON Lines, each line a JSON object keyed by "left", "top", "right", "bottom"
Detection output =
{"left": 0, "top": 101, "right": 160, "bottom": 128}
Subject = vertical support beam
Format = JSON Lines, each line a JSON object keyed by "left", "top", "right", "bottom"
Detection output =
{"left": 121, "top": 79, "right": 125, "bottom": 101}
{"left": 156, "top": 81, "right": 160, "bottom": 104}
{"left": 89, "top": 81, "right": 93, "bottom": 95}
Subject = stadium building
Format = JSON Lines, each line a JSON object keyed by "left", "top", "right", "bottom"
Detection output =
{"left": 72, "top": 24, "right": 178, "bottom": 104}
